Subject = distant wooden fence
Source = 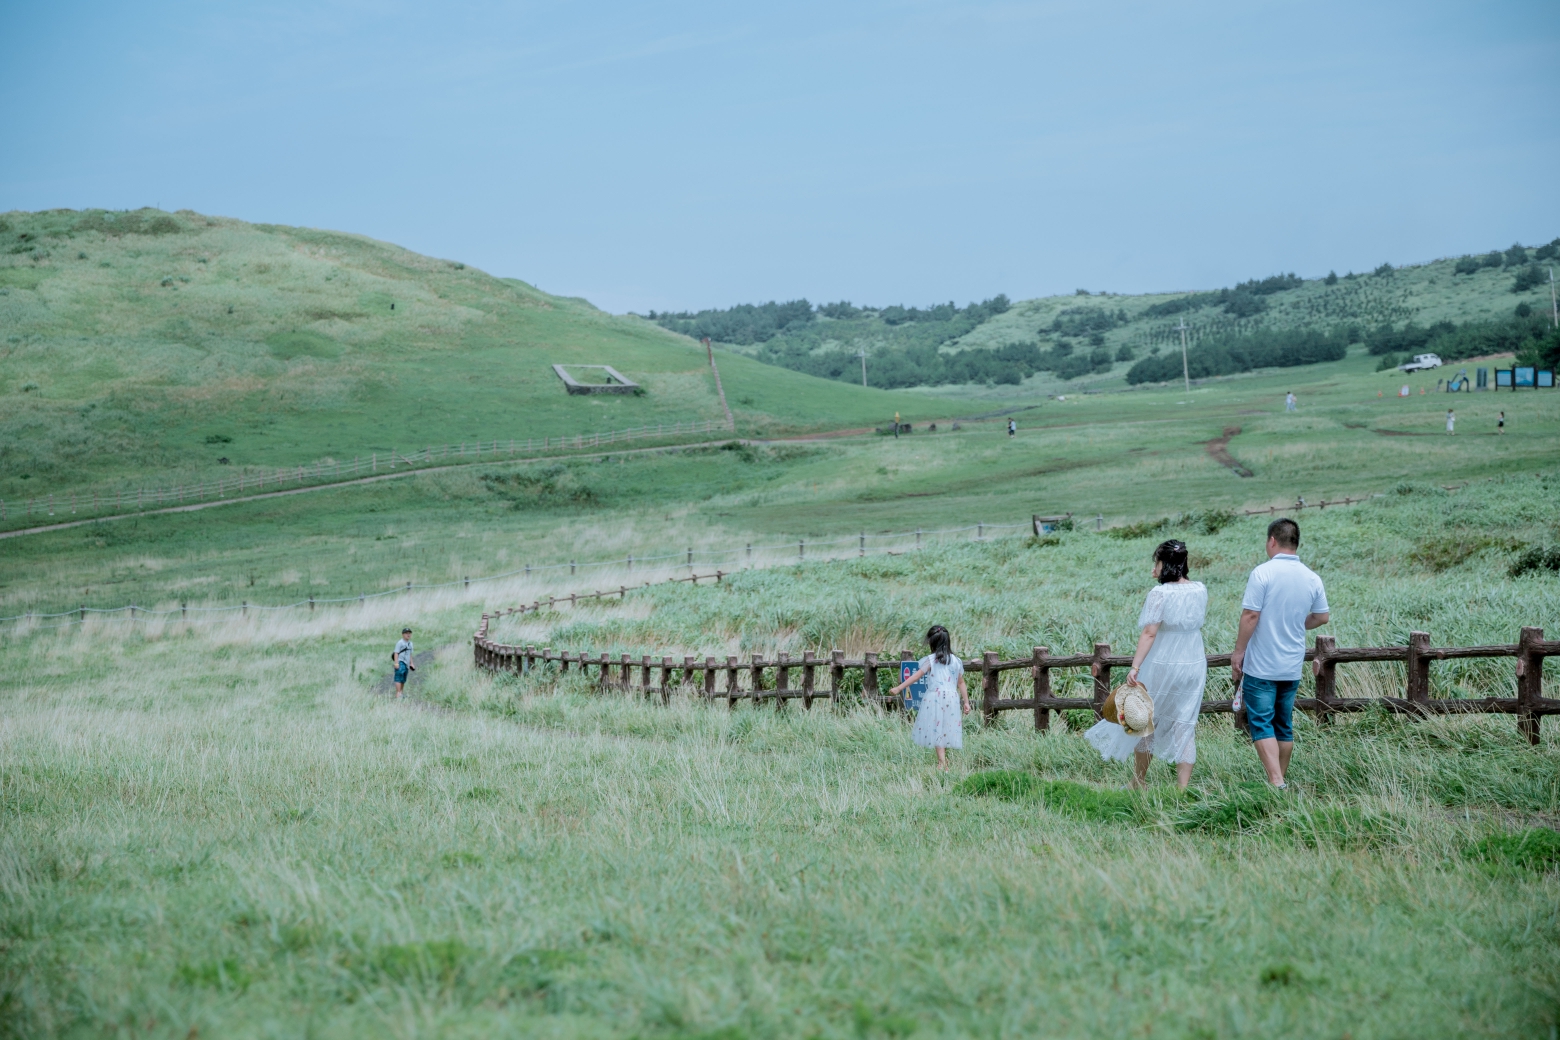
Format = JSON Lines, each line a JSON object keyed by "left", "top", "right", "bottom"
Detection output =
{"left": 0, "top": 418, "right": 734, "bottom": 525}
{"left": 474, "top": 603, "right": 1558, "bottom": 744}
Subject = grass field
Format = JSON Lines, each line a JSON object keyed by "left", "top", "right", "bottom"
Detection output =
{"left": 3, "top": 343, "right": 1555, "bottom": 621}
{"left": 3, "top": 477, "right": 1557, "bottom": 1038}
{"left": 3, "top": 209, "right": 1559, "bottom": 1038}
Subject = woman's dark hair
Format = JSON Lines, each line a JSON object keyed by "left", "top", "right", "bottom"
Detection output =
{"left": 926, "top": 624, "right": 951, "bottom": 665}
{"left": 1154, "top": 539, "right": 1190, "bottom": 583}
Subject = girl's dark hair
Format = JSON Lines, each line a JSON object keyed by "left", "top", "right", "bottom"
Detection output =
{"left": 1154, "top": 539, "right": 1190, "bottom": 583}
{"left": 926, "top": 624, "right": 951, "bottom": 665}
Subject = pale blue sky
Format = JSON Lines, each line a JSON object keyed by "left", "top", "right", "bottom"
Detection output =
{"left": 3, "top": 1, "right": 1556, "bottom": 313}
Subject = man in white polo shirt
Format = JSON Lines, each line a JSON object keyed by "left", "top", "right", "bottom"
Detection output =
{"left": 1230, "top": 518, "right": 1329, "bottom": 788}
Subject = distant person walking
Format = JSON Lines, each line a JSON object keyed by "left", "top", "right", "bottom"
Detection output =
{"left": 1446, "top": 409, "right": 1456, "bottom": 435}
{"left": 391, "top": 627, "right": 416, "bottom": 697}
{"left": 889, "top": 625, "right": 969, "bottom": 772}
{"left": 1497, "top": 410, "right": 1505, "bottom": 435}
{"left": 1285, "top": 392, "right": 1296, "bottom": 412}
{"left": 894, "top": 411, "right": 901, "bottom": 439}
{"left": 1086, "top": 540, "right": 1207, "bottom": 790}
{"left": 1008, "top": 418, "right": 1017, "bottom": 438}
{"left": 1230, "top": 519, "right": 1330, "bottom": 789}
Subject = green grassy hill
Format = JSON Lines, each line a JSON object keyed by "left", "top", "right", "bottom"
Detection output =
{"left": 0, "top": 209, "right": 932, "bottom": 498}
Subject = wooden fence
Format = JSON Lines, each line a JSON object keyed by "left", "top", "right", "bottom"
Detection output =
{"left": 474, "top": 603, "right": 1558, "bottom": 744}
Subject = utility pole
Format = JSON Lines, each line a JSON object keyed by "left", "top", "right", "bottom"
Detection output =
{"left": 855, "top": 347, "right": 868, "bottom": 388}
{"left": 1176, "top": 318, "right": 1191, "bottom": 393}
{"left": 1550, "top": 268, "right": 1557, "bottom": 329}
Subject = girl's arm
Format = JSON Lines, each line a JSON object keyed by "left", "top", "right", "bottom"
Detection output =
{"left": 888, "top": 664, "right": 929, "bottom": 695}
{"left": 1128, "top": 623, "right": 1160, "bottom": 685}
{"left": 958, "top": 675, "right": 970, "bottom": 714}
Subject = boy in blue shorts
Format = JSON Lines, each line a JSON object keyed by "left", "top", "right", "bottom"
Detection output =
{"left": 391, "top": 627, "right": 415, "bottom": 697}
{"left": 1230, "top": 519, "right": 1329, "bottom": 788}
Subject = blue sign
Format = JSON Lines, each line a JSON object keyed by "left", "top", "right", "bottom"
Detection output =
{"left": 900, "top": 659, "right": 927, "bottom": 712}
{"left": 1515, "top": 366, "right": 1536, "bottom": 388}
{"left": 1539, "top": 370, "right": 1555, "bottom": 388}
{"left": 1496, "top": 369, "right": 1513, "bottom": 388}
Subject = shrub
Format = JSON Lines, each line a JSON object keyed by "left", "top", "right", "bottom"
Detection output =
{"left": 1503, "top": 243, "right": 1529, "bottom": 266}
{"left": 1509, "top": 545, "right": 1560, "bottom": 578}
{"left": 1373, "top": 262, "right": 1395, "bottom": 277}
{"left": 1115, "top": 344, "right": 1135, "bottom": 362}
{"left": 1454, "top": 257, "right": 1481, "bottom": 275}
{"left": 1126, "top": 329, "right": 1346, "bottom": 384}
{"left": 1515, "top": 302, "right": 1533, "bottom": 318}
{"left": 1107, "top": 518, "right": 1169, "bottom": 540}
{"left": 1510, "top": 265, "right": 1545, "bottom": 293}
{"left": 1375, "top": 353, "right": 1402, "bottom": 371}
{"left": 1324, "top": 270, "right": 1339, "bottom": 285}
{"left": 1480, "top": 251, "right": 1504, "bottom": 269}
{"left": 1181, "top": 508, "right": 1236, "bottom": 535}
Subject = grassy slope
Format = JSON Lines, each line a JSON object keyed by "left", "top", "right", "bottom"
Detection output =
{"left": 2, "top": 348, "right": 1556, "bottom": 618}
{"left": 2, "top": 480, "right": 1556, "bottom": 1038}
{"left": 0, "top": 209, "right": 933, "bottom": 497}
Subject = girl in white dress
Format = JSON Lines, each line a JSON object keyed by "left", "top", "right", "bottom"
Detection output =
{"left": 1085, "top": 540, "right": 1208, "bottom": 789}
{"left": 889, "top": 625, "right": 970, "bottom": 771}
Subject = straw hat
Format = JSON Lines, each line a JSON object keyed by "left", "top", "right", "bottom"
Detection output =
{"left": 1114, "top": 681, "right": 1155, "bottom": 738}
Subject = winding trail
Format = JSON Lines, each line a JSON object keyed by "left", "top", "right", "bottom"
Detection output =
{"left": 1202, "top": 425, "right": 1254, "bottom": 478}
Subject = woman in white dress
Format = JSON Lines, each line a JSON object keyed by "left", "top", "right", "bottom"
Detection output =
{"left": 889, "top": 625, "right": 970, "bottom": 771}
{"left": 1085, "top": 540, "right": 1208, "bottom": 789}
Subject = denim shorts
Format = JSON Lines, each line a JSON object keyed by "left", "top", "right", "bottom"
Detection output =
{"left": 394, "top": 664, "right": 409, "bottom": 683}
{"left": 1242, "top": 675, "right": 1298, "bottom": 742}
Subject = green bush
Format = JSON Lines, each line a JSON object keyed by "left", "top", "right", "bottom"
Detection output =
{"left": 1107, "top": 518, "right": 1169, "bottom": 540}
{"left": 1510, "top": 265, "right": 1545, "bottom": 294}
{"left": 1126, "top": 329, "right": 1345, "bottom": 385}
{"left": 1508, "top": 545, "right": 1560, "bottom": 578}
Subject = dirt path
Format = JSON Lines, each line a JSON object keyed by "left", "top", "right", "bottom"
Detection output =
{"left": 1202, "top": 425, "right": 1254, "bottom": 478}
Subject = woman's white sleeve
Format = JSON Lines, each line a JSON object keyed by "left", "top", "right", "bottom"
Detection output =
{"left": 1138, "top": 586, "right": 1164, "bottom": 628}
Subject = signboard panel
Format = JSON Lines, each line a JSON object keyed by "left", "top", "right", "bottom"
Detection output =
{"left": 900, "top": 659, "right": 927, "bottom": 713}
{"left": 1515, "top": 366, "right": 1536, "bottom": 388}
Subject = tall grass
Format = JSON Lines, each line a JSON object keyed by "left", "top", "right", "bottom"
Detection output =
{"left": 1, "top": 475, "right": 1556, "bottom": 1037}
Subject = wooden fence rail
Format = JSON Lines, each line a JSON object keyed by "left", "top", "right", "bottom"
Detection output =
{"left": 473, "top": 611, "right": 1558, "bottom": 744}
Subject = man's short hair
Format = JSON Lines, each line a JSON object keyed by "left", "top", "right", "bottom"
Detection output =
{"left": 1267, "top": 518, "right": 1300, "bottom": 550}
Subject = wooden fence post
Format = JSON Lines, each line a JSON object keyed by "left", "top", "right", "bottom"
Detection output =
{"left": 704, "top": 657, "right": 717, "bottom": 699}
{"left": 620, "top": 653, "right": 632, "bottom": 688}
{"left": 830, "top": 649, "right": 844, "bottom": 708}
{"left": 751, "top": 654, "right": 765, "bottom": 706}
{"left": 1518, "top": 626, "right": 1544, "bottom": 745}
{"left": 1312, "top": 635, "right": 1337, "bottom": 724}
{"left": 775, "top": 652, "right": 791, "bottom": 709}
{"left": 640, "top": 654, "right": 652, "bottom": 693}
{"left": 802, "top": 650, "right": 817, "bottom": 710}
{"left": 599, "top": 652, "right": 612, "bottom": 691}
{"left": 683, "top": 656, "right": 696, "bottom": 698}
{"left": 1032, "top": 646, "right": 1051, "bottom": 731}
{"left": 1406, "top": 631, "right": 1431, "bottom": 712}
{"left": 726, "top": 656, "right": 740, "bottom": 709}
{"left": 982, "top": 651, "right": 1000, "bottom": 725}
{"left": 1091, "top": 642, "right": 1111, "bottom": 719}
{"left": 660, "top": 656, "right": 673, "bottom": 705}
{"left": 864, "top": 652, "right": 880, "bottom": 707}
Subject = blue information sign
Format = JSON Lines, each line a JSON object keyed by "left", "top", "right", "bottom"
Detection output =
{"left": 1515, "top": 366, "right": 1536, "bottom": 388}
{"left": 900, "top": 659, "right": 927, "bottom": 713}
